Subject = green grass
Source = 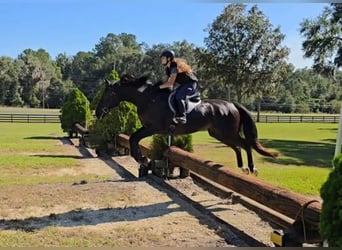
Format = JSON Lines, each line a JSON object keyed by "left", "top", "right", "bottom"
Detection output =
{"left": 0, "top": 154, "right": 78, "bottom": 169}
{"left": 0, "top": 122, "right": 336, "bottom": 195}
{"left": 0, "top": 123, "right": 63, "bottom": 152}
{"left": 0, "top": 123, "right": 112, "bottom": 186}
{"left": 190, "top": 123, "right": 337, "bottom": 196}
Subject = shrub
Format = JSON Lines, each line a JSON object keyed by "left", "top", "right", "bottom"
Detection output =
{"left": 319, "top": 153, "right": 342, "bottom": 247}
{"left": 149, "top": 134, "right": 193, "bottom": 160}
{"left": 60, "top": 88, "right": 92, "bottom": 135}
{"left": 88, "top": 101, "right": 141, "bottom": 152}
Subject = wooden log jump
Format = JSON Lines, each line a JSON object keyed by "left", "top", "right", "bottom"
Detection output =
{"left": 73, "top": 123, "right": 88, "bottom": 135}
{"left": 73, "top": 123, "right": 89, "bottom": 146}
{"left": 164, "top": 146, "right": 321, "bottom": 232}
{"left": 114, "top": 133, "right": 322, "bottom": 243}
{"left": 116, "top": 133, "right": 150, "bottom": 157}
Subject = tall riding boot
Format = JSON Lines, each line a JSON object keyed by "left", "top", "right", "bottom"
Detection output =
{"left": 172, "top": 99, "right": 180, "bottom": 124}
{"left": 175, "top": 99, "right": 187, "bottom": 124}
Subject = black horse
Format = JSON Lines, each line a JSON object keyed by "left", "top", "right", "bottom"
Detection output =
{"left": 95, "top": 75, "right": 278, "bottom": 175}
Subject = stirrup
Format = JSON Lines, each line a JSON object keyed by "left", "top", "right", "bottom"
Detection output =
{"left": 172, "top": 117, "right": 179, "bottom": 124}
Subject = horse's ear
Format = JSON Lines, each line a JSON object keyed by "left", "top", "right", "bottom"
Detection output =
{"left": 104, "top": 79, "right": 116, "bottom": 86}
{"left": 120, "top": 74, "right": 134, "bottom": 82}
{"left": 104, "top": 79, "right": 111, "bottom": 85}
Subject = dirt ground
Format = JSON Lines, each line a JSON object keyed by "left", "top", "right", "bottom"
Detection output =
{"left": 0, "top": 138, "right": 276, "bottom": 247}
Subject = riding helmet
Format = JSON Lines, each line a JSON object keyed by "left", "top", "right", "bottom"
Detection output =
{"left": 160, "top": 49, "right": 175, "bottom": 60}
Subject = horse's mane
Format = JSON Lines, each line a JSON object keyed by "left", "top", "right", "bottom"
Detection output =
{"left": 119, "top": 74, "right": 149, "bottom": 86}
{"left": 120, "top": 74, "right": 166, "bottom": 90}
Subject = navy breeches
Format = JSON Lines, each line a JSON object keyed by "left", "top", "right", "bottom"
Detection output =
{"left": 174, "top": 82, "right": 197, "bottom": 101}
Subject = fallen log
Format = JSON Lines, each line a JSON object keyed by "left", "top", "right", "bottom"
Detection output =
{"left": 164, "top": 146, "right": 321, "bottom": 233}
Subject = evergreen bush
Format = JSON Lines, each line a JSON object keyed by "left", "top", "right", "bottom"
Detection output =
{"left": 149, "top": 134, "right": 193, "bottom": 160}
{"left": 319, "top": 153, "right": 342, "bottom": 247}
{"left": 88, "top": 101, "right": 141, "bottom": 152}
{"left": 60, "top": 88, "right": 92, "bottom": 136}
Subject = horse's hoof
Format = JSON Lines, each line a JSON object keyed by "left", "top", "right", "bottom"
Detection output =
{"left": 241, "top": 167, "right": 250, "bottom": 175}
{"left": 138, "top": 165, "right": 149, "bottom": 178}
{"left": 138, "top": 156, "right": 148, "bottom": 165}
{"left": 252, "top": 168, "right": 258, "bottom": 176}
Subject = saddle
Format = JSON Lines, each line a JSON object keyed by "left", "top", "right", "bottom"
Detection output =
{"left": 168, "top": 91, "right": 201, "bottom": 114}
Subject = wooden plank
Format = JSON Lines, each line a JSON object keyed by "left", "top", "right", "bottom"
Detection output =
{"left": 163, "top": 146, "right": 321, "bottom": 231}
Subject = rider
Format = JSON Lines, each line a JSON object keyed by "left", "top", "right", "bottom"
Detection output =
{"left": 158, "top": 49, "right": 198, "bottom": 124}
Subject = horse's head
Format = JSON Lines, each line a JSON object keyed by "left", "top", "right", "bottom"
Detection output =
{"left": 95, "top": 75, "right": 152, "bottom": 119}
{"left": 95, "top": 79, "right": 121, "bottom": 119}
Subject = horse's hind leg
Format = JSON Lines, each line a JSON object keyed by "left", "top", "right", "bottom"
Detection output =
{"left": 231, "top": 145, "right": 250, "bottom": 174}
{"left": 231, "top": 145, "right": 243, "bottom": 168}
{"left": 208, "top": 129, "right": 246, "bottom": 172}
{"left": 246, "top": 147, "right": 257, "bottom": 176}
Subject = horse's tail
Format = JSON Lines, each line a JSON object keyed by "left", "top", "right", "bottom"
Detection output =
{"left": 233, "top": 102, "right": 278, "bottom": 158}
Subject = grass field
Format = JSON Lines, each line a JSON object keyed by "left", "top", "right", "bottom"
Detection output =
{"left": 189, "top": 123, "right": 337, "bottom": 196}
{"left": 0, "top": 109, "right": 337, "bottom": 246}
{"left": 0, "top": 121, "right": 337, "bottom": 195}
{"left": 0, "top": 123, "right": 112, "bottom": 186}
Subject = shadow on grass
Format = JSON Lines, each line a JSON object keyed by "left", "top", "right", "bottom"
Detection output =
{"left": 31, "top": 154, "right": 86, "bottom": 160}
{"left": 207, "top": 139, "right": 334, "bottom": 168}
{"left": 24, "top": 136, "right": 61, "bottom": 140}
{"left": 258, "top": 139, "right": 334, "bottom": 168}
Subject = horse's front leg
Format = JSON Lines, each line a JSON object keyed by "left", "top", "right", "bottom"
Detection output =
{"left": 129, "top": 126, "right": 153, "bottom": 164}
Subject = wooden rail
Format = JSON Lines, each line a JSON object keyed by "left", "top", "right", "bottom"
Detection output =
{"left": 115, "top": 133, "right": 322, "bottom": 242}
{"left": 164, "top": 147, "right": 321, "bottom": 231}
{"left": 116, "top": 133, "right": 150, "bottom": 157}
{"left": 72, "top": 123, "right": 89, "bottom": 146}
{"left": 0, "top": 114, "right": 60, "bottom": 123}
{"left": 255, "top": 114, "right": 339, "bottom": 123}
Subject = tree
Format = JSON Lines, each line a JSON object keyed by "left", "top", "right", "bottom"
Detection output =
{"left": 70, "top": 51, "right": 99, "bottom": 101}
{"left": 17, "top": 48, "right": 62, "bottom": 108}
{"left": 94, "top": 32, "right": 144, "bottom": 77}
{"left": 46, "top": 77, "right": 71, "bottom": 108}
{"left": 300, "top": 3, "right": 342, "bottom": 76}
{"left": 0, "top": 56, "right": 23, "bottom": 106}
{"left": 204, "top": 4, "right": 289, "bottom": 110}
{"left": 55, "top": 53, "right": 72, "bottom": 80}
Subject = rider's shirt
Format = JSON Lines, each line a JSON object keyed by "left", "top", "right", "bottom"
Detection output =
{"left": 166, "top": 61, "right": 198, "bottom": 85}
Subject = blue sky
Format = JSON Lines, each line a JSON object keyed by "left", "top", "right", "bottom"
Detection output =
{"left": 0, "top": 0, "right": 331, "bottom": 68}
